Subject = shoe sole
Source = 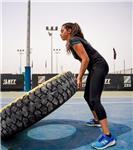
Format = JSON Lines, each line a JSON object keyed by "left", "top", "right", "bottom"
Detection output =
{"left": 92, "top": 140, "right": 116, "bottom": 150}
{"left": 85, "top": 124, "right": 101, "bottom": 127}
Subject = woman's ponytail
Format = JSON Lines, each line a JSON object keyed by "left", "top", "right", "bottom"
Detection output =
{"left": 71, "top": 23, "right": 84, "bottom": 38}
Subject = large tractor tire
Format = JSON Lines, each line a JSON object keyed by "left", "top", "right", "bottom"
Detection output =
{"left": 0, "top": 71, "right": 77, "bottom": 139}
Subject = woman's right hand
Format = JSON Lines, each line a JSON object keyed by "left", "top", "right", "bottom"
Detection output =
{"left": 76, "top": 76, "right": 82, "bottom": 90}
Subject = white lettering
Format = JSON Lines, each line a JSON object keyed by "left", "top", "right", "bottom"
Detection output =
{"left": 104, "top": 79, "right": 111, "bottom": 85}
{"left": 124, "top": 84, "right": 131, "bottom": 88}
{"left": 3, "top": 79, "right": 16, "bottom": 85}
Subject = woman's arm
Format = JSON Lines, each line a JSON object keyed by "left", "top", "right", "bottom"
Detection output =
{"left": 72, "top": 43, "right": 89, "bottom": 89}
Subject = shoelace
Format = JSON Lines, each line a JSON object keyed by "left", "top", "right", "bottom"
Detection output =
{"left": 98, "top": 134, "right": 107, "bottom": 142}
{"left": 101, "top": 139, "right": 109, "bottom": 145}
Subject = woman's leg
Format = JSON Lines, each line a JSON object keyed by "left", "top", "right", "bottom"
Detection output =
{"left": 92, "top": 69, "right": 111, "bottom": 135}
{"left": 100, "top": 118, "right": 110, "bottom": 135}
{"left": 92, "top": 111, "right": 99, "bottom": 121}
{"left": 91, "top": 110, "right": 110, "bottom": 134}
{"left": 84, "top": 67, "right": 111, "bottom": 134}
{"left": 84, "top": 73, "right": 101, "bottom": 122}
{"left": 86, "top": 66, "right": 116, "bottom": 149}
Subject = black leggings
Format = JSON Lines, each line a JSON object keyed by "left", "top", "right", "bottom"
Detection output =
{"left": 84, "top": 63, "right": 109, "bottom": 120}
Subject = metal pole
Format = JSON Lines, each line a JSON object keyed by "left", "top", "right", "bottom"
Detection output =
{"left": 45, "top": 60, "right": 47, "bottom": 73}
{"left": 53, "top": 49, "right": 61, "bottom": 73}
{"left": 56, "top": 52, "right": 58, "bottom": 73}
{"left": 51, "top": 32, "right": 53, "bottom": 73}
{"left": 26, "top": 0, "right": 30, "bottom": 66}
{"left": 17, "top": 49, "right": 24, "bottom": 74}
{"left": 114, "top": 60, "right": 115, "bottom": 74}
{"left": 25, "top": 0, "right": 31, "bottom": 91}
{"left": 124, "top": 59, "right": 125, "bottom": 74}
{"left": 46, "top": 26, "right": 58, "bottom": 73}
{"left": 61, "top": 65, "right": 63, "bottom": 73}
{"left": 20, "top": 52, "right": 22, "bottom": 74}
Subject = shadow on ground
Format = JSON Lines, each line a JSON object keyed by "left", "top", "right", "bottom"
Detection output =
{"left": 1, "top": 119, "right": 131, "bottom": 150}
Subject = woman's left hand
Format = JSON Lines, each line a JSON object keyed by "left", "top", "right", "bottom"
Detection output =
{"left": 76, "top": 76, "right": 82, "bottom": 89}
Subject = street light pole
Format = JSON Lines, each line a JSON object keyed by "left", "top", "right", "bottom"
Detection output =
{"left": 124, "top": 59, "right": 125, "bottom": 74}
{"left": 53, "top": 49, "right": 61, "bottom": 73}
{"left": 17, "top": 49, "right": 24, "bottom": 74}
{"left": 46, "top": 26, "right": 58, "bottom": 73}
{"left": 25, "top": 0, "right": 31, "bottom": 91}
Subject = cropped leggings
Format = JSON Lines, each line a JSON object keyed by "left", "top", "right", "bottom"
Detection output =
{"left": 84, "top": 63, "right": 109, "bottom": 120}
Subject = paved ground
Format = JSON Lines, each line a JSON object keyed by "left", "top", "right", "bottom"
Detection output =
{"left": 0, "top": 91, "right": 133, "bottom": 150}
{"left": 0, "top": 91, "right": 132, "bottom": 98}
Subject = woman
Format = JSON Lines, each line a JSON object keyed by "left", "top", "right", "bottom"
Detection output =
{"left": 60, "top": 22, "right": 116, "bottom": 150}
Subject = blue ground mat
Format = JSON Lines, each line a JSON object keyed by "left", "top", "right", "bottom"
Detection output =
{"left": 1, "top": 97, "right": 133, "bottom": 150}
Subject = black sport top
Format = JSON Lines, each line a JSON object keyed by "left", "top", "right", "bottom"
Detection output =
{"left": 69, "top": 36, "right": 108, "bottom": 70}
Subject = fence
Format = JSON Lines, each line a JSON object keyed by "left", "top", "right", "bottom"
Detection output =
{"left": 0, "top": 73, "right": 133, "bottom": 91}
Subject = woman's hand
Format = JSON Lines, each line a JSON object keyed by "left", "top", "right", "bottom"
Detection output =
{"left": 72, "top": 43, "right": 89, "bottom": 90}
{"left": 76, "top": 76, "right": 82, "bottom": 89}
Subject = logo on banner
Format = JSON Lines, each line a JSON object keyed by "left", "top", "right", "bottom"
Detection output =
{"left": 3, "top": 79, "right": 16, "bottom": 85}
{"left": 81, "top": 75, "right": 111, "bottom": 87}
{"left": 104, "top": 78, "right": 111, "bottom": 85}
{"left": 38, "top": 76, "right": 46, "bottom": 84}
{"left": 124, "top": 76, "right": 131, "bottom": 87}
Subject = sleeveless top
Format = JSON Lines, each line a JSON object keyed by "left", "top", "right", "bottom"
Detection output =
{"left": 69, "top": 36, "right": 108, "bottom": 70}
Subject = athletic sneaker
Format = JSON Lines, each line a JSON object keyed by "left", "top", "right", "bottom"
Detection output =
{"left": 91, "top": 134, "right": 116, "bottom": 150}
{"left": 86, "top": 119, "right": 101, "bottom": 127}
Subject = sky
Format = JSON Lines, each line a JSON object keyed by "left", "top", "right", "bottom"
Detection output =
{"left": 1, "top": 0, "right": 132, "bottom": 74}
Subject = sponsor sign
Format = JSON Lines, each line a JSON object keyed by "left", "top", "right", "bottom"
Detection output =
{"left": 1, "top": 74, "right": 24, "bottom": 91}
